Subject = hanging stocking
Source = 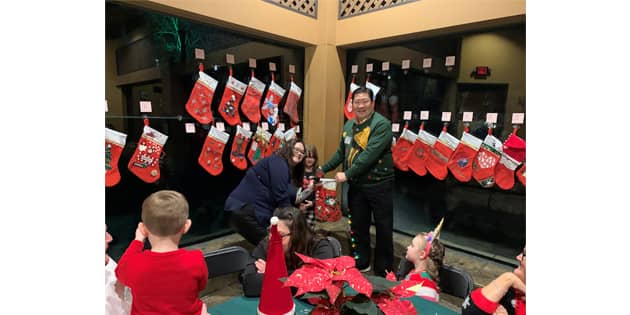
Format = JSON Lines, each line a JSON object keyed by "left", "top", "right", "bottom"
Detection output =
{"left": 495, "top": 129, "right": 526, "bottom": 189}
{"left": 516, "top": 163, "right": 526, "bottom": 186}
{"left": 472, "top": 131, "right": 503, "bottom": 188}
{"left": 344, "top": 78, "right": 360, "bottom": 120}
{"left": 241, "top": 71, "right": 265, "bottom": 123}
{"left": 425, "top": 127, "right": 460, "bottom": 180}
{"left": 105, "top": 128, "right": 127, "bottom": 187}
{"left": 127, "top": 122, "right": 168, "bottom": 184}
{"left": 392, "top": 126, "right": 416, "bottom": 171}
{"left": 185, "top": 64, "right": 218, "bottom": 124}
{"left": 447, "top": 131, "right": 483, "bottom": 182}
{"left": 261, "top": 75, "right": 286, "bottom": 126}
{"left": 218, "top": 69, "right": 247, "bottom": 126}
{"left": 230, "top": 125, "right": 252, "bottom": 171}
{"left": 283, "top": 79, "right": 302, "bottom": 125}
{"left": 248, "top": 127, "right": 272, "bottom": 165}
{"left": 265, "top": 128, "right": 285, "bottom": 158}
{"left": 407, "top": 127, "right": 437, "bottom": 176}
{"left": 198, "top": 126, "right": 230, "bottom": 176}
{"left": 365, "top": 76, "right": 381, "bottom": 102}
{"left": 315, "top": 179, "right": 342, "bottom": 222}
{"left": 283, "top": 127, "right": 297, "bottom": 143}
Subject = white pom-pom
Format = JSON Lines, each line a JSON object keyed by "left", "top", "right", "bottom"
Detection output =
{"left": 270, "top": 216, "right": 279, "bottom": 225}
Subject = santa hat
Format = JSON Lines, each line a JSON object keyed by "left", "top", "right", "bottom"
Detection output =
{"left": 258, "top": 216, "right": 295, "bottom": 315}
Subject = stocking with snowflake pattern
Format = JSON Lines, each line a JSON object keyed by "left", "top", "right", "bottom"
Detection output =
{"left": 185, "top": 64, "right": 218, "bottom": 124}
{"left": 198, "top": 126, "right": 230, "bottom": 176}
{"left": 127, "top": 123, "right": 168, "bottom": 184}
{"left": 105, "top": 128, "right": 127, "bottom": 187}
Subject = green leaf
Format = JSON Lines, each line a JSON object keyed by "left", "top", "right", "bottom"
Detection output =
{"left": 365, "top": 275, "right": 398, "bottom": 293}
{"left": 342, "top": 300, "right": 379, "bottom": 315}
{"left": 301, "top": 291, "right": 329, "bottom": 299}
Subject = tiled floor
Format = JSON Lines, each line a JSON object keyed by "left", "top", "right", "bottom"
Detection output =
{"left": 188, "top": 218, "right": 514, "bottom": 313}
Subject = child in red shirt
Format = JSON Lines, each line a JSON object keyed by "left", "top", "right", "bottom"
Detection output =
{"left": 115, "top": 190, "right": 210, "bottom": 315}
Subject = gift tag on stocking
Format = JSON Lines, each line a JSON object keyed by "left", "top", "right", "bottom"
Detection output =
{"left": 198, "top": 126, "right": 230, "bottom": 176}
{"left": 247, "top": 127, "right": 272, "bottom": 165}
{"left": 392, "top": 127, "right": 417, "bottom": 171}
{"left": 472, "top": 134, "right": 503, "bottom": 187}
{"left": 127, "top": 125, "right": 168, "bottom": 184}
{"left": 185, "top": 70, "right": 218, "bottom": 124}
{"left": 230, "top": 125, "right": 252, "bottom": 170}
{"left": 218, "top": 76, "right": 247, "bottom": 126}
{"left": 495, "top": 152, "right": 521, "bottom": 190}
{"left": 241, "top": 76, "right": 265, "bottom": 123}
{"left": 261, "top": 81, "right": 286, "bottom": 126}
{"left": 447, "top": 132, "right": 483, "bottom": 182}
{"left": 344, "top": 82, "right": 360, "bottom": 120}
{"left": 105, "top": 128, "right": 127, "bottom": 187}
{"left": 283, "top": 81, "right": 302, "bottom": 124}
{"left": 407, "top": 129, "right": 437, "bottom": 176}
{"left": 426, "top": 130, "right": 460, "bottom": 180}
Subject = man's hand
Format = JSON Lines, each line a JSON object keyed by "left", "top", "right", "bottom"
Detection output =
{"left": 335, "top": 172, "right": 347, "bottom": 183}
{"left": 255, "top": 259, "right": 266, "bottom": 273}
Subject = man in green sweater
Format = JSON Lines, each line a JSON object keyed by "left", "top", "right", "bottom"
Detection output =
{"left": 320, "top": 86, "right": 394, "bottom": 276}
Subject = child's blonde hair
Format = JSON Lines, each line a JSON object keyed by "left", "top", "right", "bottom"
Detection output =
{"left": 141, "top": 190, "right": 189, "bottom": 237}
{"left": 419, "top": 232, "right": 445, "bottom": 283}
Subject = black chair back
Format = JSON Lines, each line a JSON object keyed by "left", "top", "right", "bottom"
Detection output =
{"left": 203, "top": 245, "right": 251, "bottom": 278}
{"left": 395, "top": 259, "right": 474, "bottom": 299}
{"left": 327, "top": 236, "right": 342, "bottom": 257}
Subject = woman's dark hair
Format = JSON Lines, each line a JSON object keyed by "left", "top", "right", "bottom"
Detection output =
{"left": 352, "top": 86, "right": 373, "bottom": 101}
{"left": 273, "top": 207, "right": 325, "bottom": 270}
{"left": 277, "top": 138, "right": 305, "bottom": 186}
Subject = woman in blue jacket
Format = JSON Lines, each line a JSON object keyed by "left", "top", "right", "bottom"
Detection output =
{"left": 225, "top": 138, "right": 311, "bottom": 245}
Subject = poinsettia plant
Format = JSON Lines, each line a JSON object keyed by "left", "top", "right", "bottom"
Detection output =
{"left": 282, "top": 253, "right": 421, "bottom": 315}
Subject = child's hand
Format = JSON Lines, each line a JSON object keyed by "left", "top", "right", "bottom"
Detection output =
{"left": 135, "top": 223, "right": 148, "bottom": 242}
{"left": 255, "top": 259, "right": 266, "bottom": 273}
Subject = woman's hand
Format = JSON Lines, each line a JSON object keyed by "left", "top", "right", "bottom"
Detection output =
{"left": 255, "top": 259, "right": 266, "bottom": 273}
{"left": 299, "top": 200, "right": 313, "bottom": 211}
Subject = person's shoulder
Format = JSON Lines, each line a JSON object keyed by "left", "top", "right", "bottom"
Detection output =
{"left": 372, "top": 112, "right": 392, "bottom": 126}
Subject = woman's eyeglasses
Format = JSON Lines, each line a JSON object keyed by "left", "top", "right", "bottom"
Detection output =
{"left": 267, "top": 227, "right": 291, "bottom": 238}
{"left": 293, "top": 148, "right": 305, "bottom": 156}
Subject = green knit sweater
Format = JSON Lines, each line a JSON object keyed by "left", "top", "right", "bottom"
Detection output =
{"left": 321, "top": 112, "right": 394, "bottom": 186}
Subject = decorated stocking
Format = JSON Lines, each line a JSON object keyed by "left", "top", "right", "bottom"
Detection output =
{"left": 127, "top": 124, "right": 168, "bottom": 184}
{"left": 261, "top": 78, "right": 286, "bottom": 126}
{"left": 218, "top": 71, "right": 247, "bottom": 126}
{"left": 241, "top": 72, "right": 265, "bottom": 123}
{"left": 516, "top": 163, "right": 526, "bottom": 186}
{"left": 105, "top": 128, "right": 127, "bottom": 187}
{"left": 283, "top": 127, "right": 297, "bottom": 143}
{"left": 315, "top": 179, "right": 342, "bottom": 222}
{"left": 407, "top": 127, "right": 437, "bottom": 176}
{"left": 447, "top": 131, "right": 483, "bottom": 182}
{"left": 426, "top": 128, "right": 460, "bottom": 180}
{"left": 495, "top": 130, "right": 526, "bottom": 189}
{"left": 229, "top": 125, "right": 252, "bottom": 171}
{"left": 365, "top": 78, "right": 381, "bottom": 101}
{"left": 283, "top": 80, "right": 302, "bottom": 125}
{"left": 265, "top": 128, "right": 285, "bottom": 158}
{"left": 472, "top": 132, "right": 503, "bottom": 188}
{"left": 344, "top": 78, "right": 360, "bottom": 120}
{"left": 185, "top": 64, "right": 218, "bottom": 124}
{"left": 392, "top": 126, "right": 416, "bottom": 171}
{"left": 198, "top": 126, "right": 230, "bottom": 176}
{"left": 247, "top": 127, "right": 272, "bottom": 165}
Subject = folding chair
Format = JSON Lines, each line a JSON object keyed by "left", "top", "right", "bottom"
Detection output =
{"left": 203, "top": 245, "right": 251, "bottom": 278}
{"left": 395, "top": 260, "right": 474, "bottom": 299}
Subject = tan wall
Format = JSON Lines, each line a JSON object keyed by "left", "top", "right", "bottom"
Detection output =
{"left": 336, "top": 0, "right": 525, "bottom": 47}
{"left": 457, "top": 28, "right": 526, "bottom": 138}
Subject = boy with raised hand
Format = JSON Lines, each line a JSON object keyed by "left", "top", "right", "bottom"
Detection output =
{"left": 115, "top": 190, "right": 210, "bottom": 315}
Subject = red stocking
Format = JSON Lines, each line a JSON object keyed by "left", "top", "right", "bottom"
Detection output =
{"left": 264, "top": 129, "right": 284, "bottom": 158}
{"left": 407, "top": 128, "right": 436, "bottom": 176}
{"left": 261, "top": 79, "right": 286, "bottom": 126}
{"left": 495, "top": 153, "right": 521, "bottom": 190}
{"left": 516, "top": 163, "right": 526, "bottom": 186}
{"left": 447, "top": 131, "right": 482, "bottom": 182}
{"left": 365, "top": 79, "right": 381, "bottom": 101}
{"left": 229, "top": 125, "right": 252, "bottom": 171}
{"left": 426, "top": 129, "right": 460, "bottom": 180}
{"left": 472, "top": 134, "right": 503, "bottom": 188}
{"left": 241, "top": 74, "right": 265, "bottom": 124}
{"left": 247, "top": 128, "right": 271, "bottom": 166}
{"left": 283, "top": 80, "right": 302, "bottom": 125}
{"left": 392, "top": 127, "right": 416, "bottom": 171}
{"left": 127, "top": 124, "right": 168, "bottom": 184}
{"left": 218, "top": 74, "right": 247, "bottom": 126}
{"left": 105, "top": 128, "right": 127, "bottom": 187}
{"left": 503, "top": 132, "right": 526, "bottom": 163}
{"left": 344, "top": 80, "right": 360, "bottom": 120}
{"left": 185, "top": 65, "right": 218, "bottom": 124}
{"left": 315, "top": 179, "right": 342, "bottom": 222}
{"left": 198, "top": 126, "right": 230, "bottom": 176}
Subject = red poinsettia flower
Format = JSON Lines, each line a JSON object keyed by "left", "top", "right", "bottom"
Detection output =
{"left": 284, "top": 253, "right": 373, "bottom": 304}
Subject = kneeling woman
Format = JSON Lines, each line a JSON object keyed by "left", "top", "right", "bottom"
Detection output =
{"left": 240, "top": 207, "right": 336, "bottom": 297}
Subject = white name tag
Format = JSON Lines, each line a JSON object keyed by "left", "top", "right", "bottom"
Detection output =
{"left": 344, "top": 136, "right": 352, "bottom": 145}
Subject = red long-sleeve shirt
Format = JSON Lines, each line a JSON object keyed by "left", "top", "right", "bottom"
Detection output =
{"left": 115, "top": 240, "right": 208, "bottom": 315}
